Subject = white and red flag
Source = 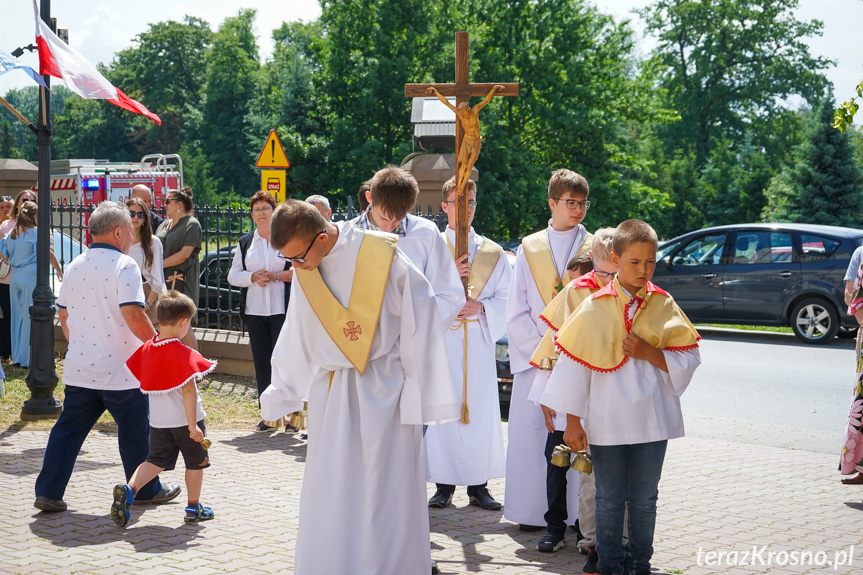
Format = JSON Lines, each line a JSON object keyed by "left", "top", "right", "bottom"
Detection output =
{"left": 32, "top": 0, "right": 161, "bottom": 124}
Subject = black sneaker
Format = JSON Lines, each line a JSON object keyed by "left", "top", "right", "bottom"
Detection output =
{"left": 537, "top": 531, "right": 566, "bottom": 553}
{"left": 582, "top": 546, "right": 599, "bottom": 574}
{"left": 428, "top": 487, "right": 454, "bottom": 508}
{"left": 468, "top": 487, "right": 502, "bottom": 510}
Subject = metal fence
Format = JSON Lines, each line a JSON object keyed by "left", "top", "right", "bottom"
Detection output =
{"left": 50, "top": 199, "right": 447, "bottom": 333}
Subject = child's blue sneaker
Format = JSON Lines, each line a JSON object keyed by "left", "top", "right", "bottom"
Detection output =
{"left": 184, "top": 503, "right": 215, "bottom": 523}
{"left": 111, "top": 484, "right": 134, "bottom": 528}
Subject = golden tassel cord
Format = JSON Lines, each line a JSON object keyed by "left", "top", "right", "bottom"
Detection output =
{"left": 451, "top": 319, "right": 479, "bottom": 424}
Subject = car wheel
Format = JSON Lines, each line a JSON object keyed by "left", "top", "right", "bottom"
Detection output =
{"left": 790, "top": 298, "right": 840, "bottom": 344}
{"left": 838, "top": 325, "right": 859, "bottom": 340}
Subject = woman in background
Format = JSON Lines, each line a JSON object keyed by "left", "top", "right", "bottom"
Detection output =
{"left": 0, "top": 201, "right": 40, "bottom": 367}
{"left": 127, "top": 197, "right": 164, "bottom": 320}
{"left": 156, "top": 187, "right": 202, "bottom": 350}
{"left": 227, "top": 191, "right": 292, "bottom": 432}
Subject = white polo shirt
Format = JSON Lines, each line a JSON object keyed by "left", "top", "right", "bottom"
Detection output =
{"left": 57, "top": 243, "right": 147, "bottom": 391}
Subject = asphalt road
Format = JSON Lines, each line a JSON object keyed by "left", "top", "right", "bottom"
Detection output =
{"left": 683, "top": 327, "right": 856, "bottom": 455}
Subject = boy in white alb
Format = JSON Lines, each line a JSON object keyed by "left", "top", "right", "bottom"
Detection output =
{"left": 542, "top": 220, "right": 701, "bottom": 575}
{"left": 505, "top": 169, "right": 593, "bottom": 531}
{"left": 112, "top": 291, "right": 217, "bottom": 528}
{"left": 353, "top": 167, "right": 464, "bottom": 328}
{"left": 262, "top": 191, "right": 459, "bottom": 575}
{"left": 528, "top": 228, "right": 616, "bottom": 557}
{"left": 425, "top": 177, "right": 510, "bottom": 510}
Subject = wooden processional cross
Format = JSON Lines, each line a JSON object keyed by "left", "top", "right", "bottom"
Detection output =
{"left": 405, "top": 31, "right": 519, "bottom": 293}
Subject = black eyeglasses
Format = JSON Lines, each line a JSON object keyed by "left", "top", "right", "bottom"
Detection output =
{"left": 278, "top": 230, "right": 326, "bottom": 263}
{"left": 129, "top": 211, "right": 147, "bottom": 220}
{"left": 558, "top": 199, "right": 591, "bottom": 211}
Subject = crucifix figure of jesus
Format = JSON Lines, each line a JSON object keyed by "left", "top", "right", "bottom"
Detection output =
{"left": 405, "top": 31, "right": 519, "bottom": 292}
{"left": 426, "top": 84, "right": 505, "bottom": 197}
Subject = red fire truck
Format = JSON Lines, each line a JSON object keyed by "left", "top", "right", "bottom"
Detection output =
{"left": 43, "top": 153, "right": 183, "bottom": 207}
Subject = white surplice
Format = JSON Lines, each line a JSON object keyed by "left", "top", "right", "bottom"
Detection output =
{"left": 504, "top": 222, "right": 588, "bottom": 526}
{"left": 261, "top": 222, "right": 459, "bottom": 575}
{"left": 425, "top": 228, "right": 510, "bottom": 486}
{"left": 395, "top": 214, "right": 466, "bottom": 327}
{"left": 541, "top": 349, "right": 701, "bottom": 445}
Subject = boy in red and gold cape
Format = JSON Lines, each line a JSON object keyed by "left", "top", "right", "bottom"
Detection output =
{"left": 541, "top": 219, "right": 701, "bottom": 575}
{"left": 111, "top": 290, "right": 217, "bottom": 528}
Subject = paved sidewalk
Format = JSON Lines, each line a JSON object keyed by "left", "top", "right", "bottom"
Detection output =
{"left": 1, "top": 425, "right": 860, "bottom": 574}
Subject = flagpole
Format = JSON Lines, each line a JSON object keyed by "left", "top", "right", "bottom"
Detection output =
{"left": 23, "top": 0, "right": 61, "bottom": 419}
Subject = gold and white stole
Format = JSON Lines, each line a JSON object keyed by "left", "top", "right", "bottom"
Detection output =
{"left": 295, "top": 229, "right": 397, "bottom": 375}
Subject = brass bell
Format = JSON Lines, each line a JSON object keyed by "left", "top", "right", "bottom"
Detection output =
{"left": 538, "top": 357, "right": 557, "bottom": 371}
{"left": 200, "top": 438, "right": 212, "bottom": 450}
{"left": 550, "top": 444, "right": 573, "bottom": 468}
{"left": 571, "top": 450, "right": 592, "bottom": 475}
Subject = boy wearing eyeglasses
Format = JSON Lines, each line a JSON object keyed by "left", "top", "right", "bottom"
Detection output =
{"left": 425, "top": 176, "right": 511, "bottom": 512}
{"left": 261, "top": 196, "right": 458, "bottom": 574}
{"left": 504, "top": 169, "right": 594, "bottom": 542}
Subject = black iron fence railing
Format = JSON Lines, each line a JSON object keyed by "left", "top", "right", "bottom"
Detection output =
{"left": 50, "top": 200, "right": 447, "bottom": 333}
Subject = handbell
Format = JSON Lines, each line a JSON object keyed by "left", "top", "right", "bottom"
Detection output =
{"left": 571, "top": 450, "right": 592, "bottom": 475}
{"left": 538, "top": 357, "right": 557, "bottom": 371}
{"left": 200, "top": 438, "right": 212, "bottom": 450}
{"left": 550, "top": 444, "right": 573, "bottom": 468}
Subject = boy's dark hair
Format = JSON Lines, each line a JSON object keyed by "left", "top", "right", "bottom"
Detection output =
{"left": 548, "top": 169, "right": 589, "bottom": 200}
{"left": 156, "top": 290, "right": 197, "bottom": 325}
{"left": 358, "top": 180, "right": 371, "bottom": 212}
{"left": 567, "top": 252, "right": 594, "bottom": 276}
{"left": 441, "top": 176, "right": 476, "bottom": 203}
{"left": 612, "top": 219, "right": 658, "bottom": 255}
{"left": 369, "top": 166, "right": 418, "bottom": 220}
{"left": 270, "top": 199, "right": 327, "bottom": 251}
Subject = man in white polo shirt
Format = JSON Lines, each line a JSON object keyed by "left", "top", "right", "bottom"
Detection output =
{"left": 34, "top": 202, "right": 180, "bottom": 512}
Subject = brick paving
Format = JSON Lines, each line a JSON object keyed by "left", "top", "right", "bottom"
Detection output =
{"left": 1, "top": 426, "right": 861, "bottom": 574}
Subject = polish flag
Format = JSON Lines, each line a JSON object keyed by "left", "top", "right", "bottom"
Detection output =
{"left": 33, "top": 0, "right": 161, "bottom": 125}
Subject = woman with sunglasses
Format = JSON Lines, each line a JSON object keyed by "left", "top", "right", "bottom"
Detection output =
{"left": 228, "top": 191, "right": 293, "bottom": 432}
{"left": 127, "top": 198, "right": 164, "bottom": 320}
{"left": 155, "top": 187, "right": 202, "bottom": 350}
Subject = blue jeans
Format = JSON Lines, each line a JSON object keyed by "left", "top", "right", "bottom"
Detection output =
{"left": 591, "top": 440, "right": 668, "bottom": 575}
{"left": 34, "top": 385, "right": 162, "bottom": 501}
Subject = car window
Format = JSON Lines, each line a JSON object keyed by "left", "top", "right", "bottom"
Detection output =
{"left": 657, "top": 240, "right": 681, "bottom": 261}
{"left": 799, "top": 233, "right": 841, "bottom": 263}
{"left": 732, "top": 231, "right": 792, "bottom": 264}
{"left": 672, "top": 233, "right": 727, "bottom": 266}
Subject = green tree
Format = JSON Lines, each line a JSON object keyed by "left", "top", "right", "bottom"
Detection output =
{"left": 200, "top": 9, "right": 261, "bottom": 198}
{"left": 698, "top": 132, "right": 773, "bottom": 225}
{"left": 0, "top": 119, "right": 21, "bottom": 158}
{"left": 641, "top": 0, "right": 831, "bottom": 166}
{"left": 445, "top": 0, "right": 672, "bottom": 236}
{"left": 108, "top": 16, "right": 214, "bottom": 153}
{"left": 764, "top": 100, "right": 863, "bottom": 225}
{"left": 0, "top": 86, "right": 73, "bottom": 161}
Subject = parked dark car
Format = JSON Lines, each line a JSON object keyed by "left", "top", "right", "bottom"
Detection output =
{"left": 198, "top": 246, "right": 243, "bottom": 331}
{"left": 653, "top": 223, "right": 863, "bottom": 344}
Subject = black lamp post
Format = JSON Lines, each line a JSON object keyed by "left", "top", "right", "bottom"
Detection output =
{"left": 22, "top": 0, "right": 61, "bottom": 419}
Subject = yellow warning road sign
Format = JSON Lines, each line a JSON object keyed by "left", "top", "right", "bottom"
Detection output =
{"left": 255, "top": 130, "right": 291, "bottom": 169}
{"left": 261, "top": 170, "right": 287, "bottom": 203}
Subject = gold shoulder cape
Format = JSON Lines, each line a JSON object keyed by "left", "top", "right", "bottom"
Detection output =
{"left": 444, "top": 234, "right": 503, "bottom": 299}
{"left": 522, "top": 229, "right": 593, "bottom": 307}
{"left": 554, "top": 278, "right": 700, "bottom": 372}
{"left": 530, "top": 271, "right": 601, "bottom": 369}
{"left": 295, "top": 229, "right": 397, "bottom": 375}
